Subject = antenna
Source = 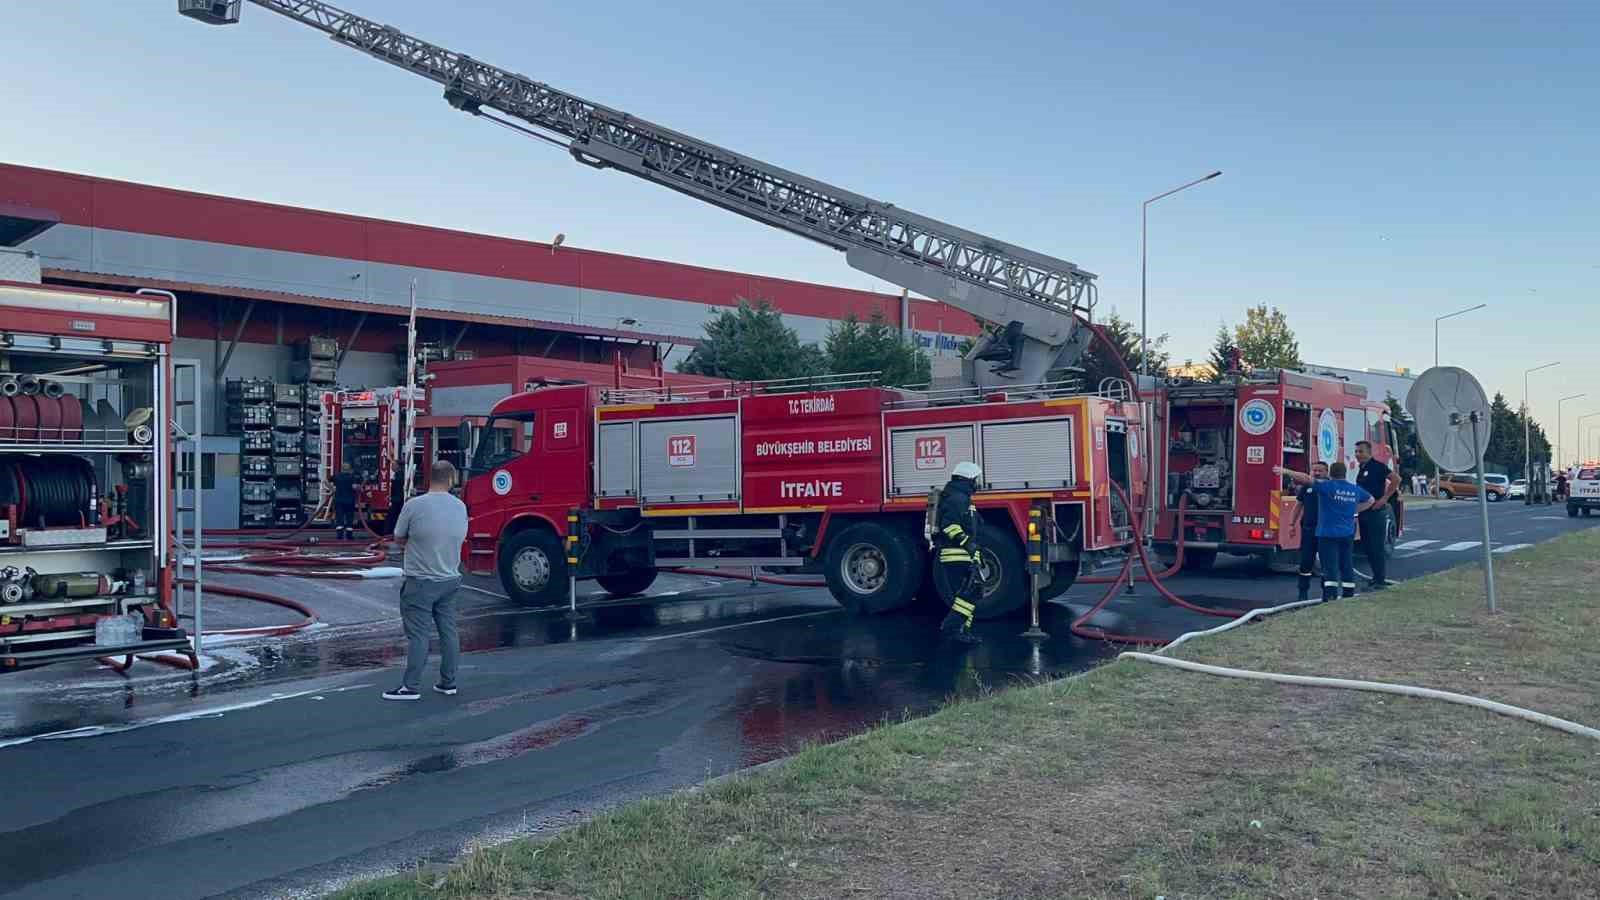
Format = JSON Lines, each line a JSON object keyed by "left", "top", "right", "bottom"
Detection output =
{"left": 1406, "top": 366, "right": 1497, "bottom": 612}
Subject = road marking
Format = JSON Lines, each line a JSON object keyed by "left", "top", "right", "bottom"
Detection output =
{"left": 1533, "top": 516, "right": 1568, "bottom": 521}
{"left": 640, "top": 609, "right": 837, "bottom": 642}
{"left": 1394, "top": 540, "right": 1438, "bottom": 550}
{"left": 1492, "top": 544, "right": 1532, "bottom": 554}
{"left": 1440, "top": 541, "right": 1482, "bottom": 551}
{"left": 461, "top": 584, "right": 511, "bottom": 600}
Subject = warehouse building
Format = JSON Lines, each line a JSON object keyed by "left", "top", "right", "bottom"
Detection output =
{"left": 1, "top": 163, "right": 975, "bottom": 526}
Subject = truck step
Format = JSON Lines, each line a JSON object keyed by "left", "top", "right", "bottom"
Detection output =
{"left": 650, "top": 528, "right": 783, "bottom": 540}
{"left": 655, "top": 557, "right": 807, "bottom": 568}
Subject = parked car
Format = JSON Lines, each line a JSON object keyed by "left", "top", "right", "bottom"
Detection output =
{"left": 1509, "top": 478, "right": 1527, "bottom": 499}
{"left": 1436, "top": 472, "right": 1509, "bottom": 502}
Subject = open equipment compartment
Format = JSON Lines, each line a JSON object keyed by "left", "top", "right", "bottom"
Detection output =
{"left": 0, "top": 280, "right": 192, "bottom": 671}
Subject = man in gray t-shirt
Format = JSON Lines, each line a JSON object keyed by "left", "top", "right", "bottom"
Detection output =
{"left": 383, "top": 460, "right": 469, "bottom": 701}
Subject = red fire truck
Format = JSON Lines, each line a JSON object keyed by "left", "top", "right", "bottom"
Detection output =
{"left": 0, "top": 274, "right": 194, "bottom": 671}
{"left": 461, "top": 376, "right": 1143, "bottom": 618}
{"left": 316, "top": 386, "right": 428, "bottom": 531}
{"left": 1150, "top": 369, "right": 1403, "bottom": 570}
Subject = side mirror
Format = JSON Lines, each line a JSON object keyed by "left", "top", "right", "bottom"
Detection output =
{"left": 456, "top": 420, "right": 475, "bottom": 478}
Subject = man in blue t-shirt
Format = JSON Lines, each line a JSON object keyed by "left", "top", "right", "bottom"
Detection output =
{"left": 1276, "top": 462, "right": 1377, "bottom": 600}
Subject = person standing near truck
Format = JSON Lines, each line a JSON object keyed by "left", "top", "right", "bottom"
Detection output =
{"left": 383, "top": 460, "right": 469, "bottom": 701}
{"left": 933, "top": 462, "right": 983, "bottom": 645}
{"left": 333, "top": 462, "right": 358, "bottom": 540}
{"left": 1276, "top": 462, "right": 1376, "bottom": 601}
{"left": 1289, "top": 461, "right": 1330, "bottom": 601}
{"left": 1354, "top": 441, "right": 1400, "bottom": 591}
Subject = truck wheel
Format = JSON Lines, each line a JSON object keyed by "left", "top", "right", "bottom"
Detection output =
{"left": 823, "top": 521, "right": 922, "bottom": 615}
{"left": 498, "top": 528, "right": 568, "bottom": 606}
{"left": 1568, "top": 504, "right": 1579, "bottom": 518}
{"left": 1182, "top": 549, "right": 1217, "bottom": 571}
{"left": 596, "top": 569, "right": 658, "bottom": 598}
{"left": 930, "top": 520, "right": 1028, "bottom": 620}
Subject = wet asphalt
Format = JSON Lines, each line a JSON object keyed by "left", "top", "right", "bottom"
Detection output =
{"left": 0, "top": 499, "right": 1592, "bottom": 899}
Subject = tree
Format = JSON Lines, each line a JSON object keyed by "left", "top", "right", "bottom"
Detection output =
{"left": 1080, "top": 309, "right": 1170, "bottom": 389}
{"left": 1483, "top": 392, "right": 1518, "bottom": 474}
{"left": 1233, "top": 303, "right": 1302, "bottom": 371}
{"left": 1206, "top": 323, "right": 1240, "bottom": 383}
{"left": 824, "top": 311, "right": 931, "bottom": 387}
{"left": 677, "top": 299, "right": 824, "bottom": 381}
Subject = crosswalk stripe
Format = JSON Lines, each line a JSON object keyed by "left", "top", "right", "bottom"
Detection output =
{"left": 1440, "top": 541, "right": 1482, "bottom": 551}
{"left": 1394, "top": 540, "right": 1437, "bottom": 550}
{"left": 1492, "top": 543, "right": 1532, "bottom": 554}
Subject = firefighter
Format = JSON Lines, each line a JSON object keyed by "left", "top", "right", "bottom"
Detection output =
{"left": 1289, "top": 461, "right": 1329, "bottom": 601}
{"left": 935, "top": 461, "right": 984, "bottom": 645}
{"left": 333, "top": 462, "right": 358, "bottom": 540}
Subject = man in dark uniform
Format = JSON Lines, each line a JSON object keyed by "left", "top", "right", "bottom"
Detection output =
{"left": 934, "top": 461, "right": 983, "bottom": 644}
{"left": 1355, "top": 440, "right": 1400, "bottom": 591}
{"left": 333, "top": 462, "right": 358, "bottom": 540}
{"left": 1290, "top": 461, "right": 1330, "bottom": 601}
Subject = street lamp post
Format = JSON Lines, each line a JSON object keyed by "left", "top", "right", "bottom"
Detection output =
{"left": 1435, "top": 303, "right": 1487, "bottom": 368}
{"left": 1523, "top": 361, "right": 1559, "bottom": 499}
{"left": 1557, "top": 393, "right": 1587, "bottom": 472}
{"left": 1141, "top": 170, "right": 1221, "bottom": 378}
{"left": 1577, "top": 413, "right": 1600, "bottom": 468}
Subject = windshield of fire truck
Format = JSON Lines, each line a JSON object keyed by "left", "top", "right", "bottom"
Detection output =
{"left": 473, "top": 412, "right": 536, "bottom": 471}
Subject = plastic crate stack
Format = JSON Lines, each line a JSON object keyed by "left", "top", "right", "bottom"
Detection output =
{"left": 273, "top": 383, "right": 304, "bottom": 526}
{"left": 227, "top": 378, "right": 275, "bottom": 528}
{"left": 296, "top": 336, "right": 337, "bottom": 511}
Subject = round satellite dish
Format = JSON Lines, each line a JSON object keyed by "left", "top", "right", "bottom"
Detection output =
{"left": 1406, "top": 366, "right": 1490, "bottom": 473}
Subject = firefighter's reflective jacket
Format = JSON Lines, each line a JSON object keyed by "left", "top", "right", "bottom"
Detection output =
{"left": 934, "top": 476, "right": 978, "bottom": 564}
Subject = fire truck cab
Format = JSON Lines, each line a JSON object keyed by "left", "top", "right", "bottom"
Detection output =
{"left": 1151, "top": 369, "right": 1403, "bottom": 570}
{"left": 460, "top": 377, "right": 1145, "bottom": 619}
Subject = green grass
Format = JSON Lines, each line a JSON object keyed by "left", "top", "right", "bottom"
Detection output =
{"left": 335, "top": 529, "right": 1600, "bottom": 900}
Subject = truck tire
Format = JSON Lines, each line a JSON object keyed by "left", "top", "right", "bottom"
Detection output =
{"left": 498, "top": 528, "right": 568, "bottom": 606}
{"left": 1568, "top": 504, "right": 1579, "bottom": 518}
{"left": 930, "top": 520, "right": 1028, "bottom": 620}
{"left": 596, "top": 568, "right": 658, "bottom": 598}
{"left": 823, "top": 521, "right": 923, "bottom": 616}
{"left": 1182, "top": 549, "right": 1217, "bottom": 571}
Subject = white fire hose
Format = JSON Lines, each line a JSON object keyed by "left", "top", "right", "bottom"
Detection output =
{"left": 1119, "top": 600, "right": 1600, "bottom": 742}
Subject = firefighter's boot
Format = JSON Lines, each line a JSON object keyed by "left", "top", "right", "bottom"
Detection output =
{"left": 941, "top": 597, "right": 980, "bottom": 645}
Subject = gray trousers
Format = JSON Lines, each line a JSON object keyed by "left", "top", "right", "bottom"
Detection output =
{"left": 400, "top": 576, "right": 461, "bottom": 691}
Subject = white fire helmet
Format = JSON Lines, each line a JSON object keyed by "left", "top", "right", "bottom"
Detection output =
{"left": 952, "top": 461, "right": 982, "bottom": 481}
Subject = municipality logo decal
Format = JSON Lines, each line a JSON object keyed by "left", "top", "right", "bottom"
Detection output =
{"left": 492, "top": 470, "right": 513, "bottom": 496}
{"left": 1318, "top": 409, "right": 1339, "bottom": 462}
{"left": 1239, "top": 399, "right": 1276, "bottom": 436}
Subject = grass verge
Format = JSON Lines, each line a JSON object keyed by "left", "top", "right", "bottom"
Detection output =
{"left": 335, "top": 529, "right": 1600, "bottom": 900}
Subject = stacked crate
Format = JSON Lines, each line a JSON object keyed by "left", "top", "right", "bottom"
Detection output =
{"left": 227, "top": 378, "right": 275, "bottom": 528}
{"left": 303, "top": 389, "right": 326, "bottom": 512}
{"left": 295, "top": 336, "right": 338, "bottom": 511}
{"left": 273, "top": 382, "right": 304, "bottom": 526}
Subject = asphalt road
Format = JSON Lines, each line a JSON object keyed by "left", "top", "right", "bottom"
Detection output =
{"left": 1, "top": 499, "right": 1591, "bottom": 899}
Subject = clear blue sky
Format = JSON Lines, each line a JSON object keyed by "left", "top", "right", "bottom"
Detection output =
{"left": 2, "top": 2, "right": 1596, "bottom": 457}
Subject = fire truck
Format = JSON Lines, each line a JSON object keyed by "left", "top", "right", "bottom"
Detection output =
{"left": 1149, "top": 369, "right": 1403, "bottom": 570}
{"left": 463, "top": 375, "right": 1142, "bottom": 617}
{"left": 0, "top": 267, "right": 194, "bottom": 671}
{"left": 183, "top": 2, "right": 1149, "bottom": 615}
{"left": 315, "top": 386, "right": 427, "bottom": 531}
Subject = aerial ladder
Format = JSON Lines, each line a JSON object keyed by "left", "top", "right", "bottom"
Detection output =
{"left": 179, "top": 0, "right": 1101, "bottom": 390}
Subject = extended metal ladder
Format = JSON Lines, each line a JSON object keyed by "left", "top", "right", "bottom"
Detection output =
{"left": 172, "top": 359, "right": 205, "bottom": 655}
{"left": 181, "top": 0, "right": 1098, "bottom": 388}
